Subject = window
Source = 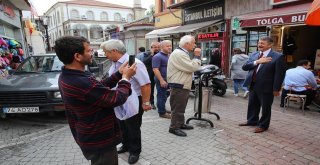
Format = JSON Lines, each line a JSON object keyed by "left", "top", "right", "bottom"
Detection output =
{"left": 161, "top": 0, "right": 166, "bottom": 12}
{"left": 86, "top": 11, "right": 94, "bottom": 20}
{"left": 100, "top": 12, "right": 108, "bottom": 21}
{"left": 57, "top": 11, "right": 60, "bottom": 23}
{"left": 114, "top": 13, "right": 121, "bottom": 21}
{"left": 127, "top": 14, "right": 133, "bottom": 23}
{"left": 70, "top": 9, "right": 79, "bottom": 19}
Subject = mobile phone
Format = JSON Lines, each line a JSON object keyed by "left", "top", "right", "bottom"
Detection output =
{"left": 129, "top": 55, "right": 135, "bottom": 66}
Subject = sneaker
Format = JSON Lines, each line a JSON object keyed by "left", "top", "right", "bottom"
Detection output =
{"left": 243, "top": 91, "right": 249, "bottom": 98}
{"left": 159, "top": 113, "right": 171, "bottom": 119}
{"left": 234, "top": 94, "right": 239, "bottom": 97}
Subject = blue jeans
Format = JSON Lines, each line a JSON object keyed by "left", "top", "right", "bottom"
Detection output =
{"left": 155, "top": 78, "right": 169, "bottom": 115}
{"left": 233, "top": 79, "right": 248, "bottom": 94}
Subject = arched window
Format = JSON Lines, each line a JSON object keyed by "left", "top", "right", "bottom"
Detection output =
{"left": 100, "top": 12, "right": 108, "bottom": 21}
{"left": 70, "top": 9, "right": 79, "bottom": 19}
{"left": 114, "top": 13, "right": 121, "bottom": 22}
{"left": 73, "top": 24, "right": 88, "bottom": 38}
{"left": 86, "top": 11, "right": 94, "bottom": 20}
{"left": 90, "top": 25, "right": 103, "bottom": 39}
{"left": 127, "top": 14, "right": 133, "bottom": 23}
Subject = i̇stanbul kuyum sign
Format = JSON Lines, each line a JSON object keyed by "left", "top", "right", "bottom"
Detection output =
{"left": 183, "top": 0, "right": 224, "bottom": 25}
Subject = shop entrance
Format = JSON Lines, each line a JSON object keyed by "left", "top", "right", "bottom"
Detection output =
{"left": 200, "top": 40, "right": 222, "bottom": 67}
{"left": 282, "top": 25, "right": 320, "bottom": 69}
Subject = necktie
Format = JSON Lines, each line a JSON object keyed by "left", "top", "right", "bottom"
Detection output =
{"left": 252, "top": 52, "right": 264, "bottom": 82}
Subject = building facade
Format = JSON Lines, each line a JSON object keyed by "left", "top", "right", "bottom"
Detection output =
{"left": 44, "top": 0, "right": 144, "bottom": 50}
{"left": 0, "top": 0, "right": 31, "bottom": 56}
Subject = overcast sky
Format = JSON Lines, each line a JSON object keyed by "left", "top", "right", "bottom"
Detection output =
{"left": 29, "top": 0, "right": 155, "bottom": 16}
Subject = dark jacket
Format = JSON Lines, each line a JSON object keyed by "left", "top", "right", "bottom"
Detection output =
{"left": 142, "top": 52, "right": 154, "bottom": 80}
{"left": 58, "top": 68, "right": 132, "bottom": 154}
{"left": 242, "top": 50, "right": 286, "bottom": 93}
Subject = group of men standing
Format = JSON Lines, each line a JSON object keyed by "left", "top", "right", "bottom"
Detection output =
{"left": 54, "top": 34, "right": 318, "bottom": 165}
{"left": 55, "top": 35, "right": 202, "bottom": 165}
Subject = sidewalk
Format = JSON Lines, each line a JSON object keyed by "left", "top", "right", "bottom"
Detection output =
{"left": 0, "top": 90, "right": 320, "bottom": 165}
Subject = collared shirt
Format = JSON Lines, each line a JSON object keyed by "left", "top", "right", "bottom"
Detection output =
{"left": 284, "top": 66, "right": 317, "bottom": 91}
{"left": 255, "top": 48, "right": 271, "bottom": 72}
{"left": 108, "top": 53, "right": 150, "bottom": 96}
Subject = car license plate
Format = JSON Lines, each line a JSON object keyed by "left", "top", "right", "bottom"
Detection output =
{"left": 3, "top": 107, "right": 40, "bottom": 113}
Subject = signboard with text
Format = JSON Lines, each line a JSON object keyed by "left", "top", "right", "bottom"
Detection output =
{"left": 184, "top": 0, "right": 224, "bottom": 25}
{"left": 270, "top": 0, "right": 301, "bottom": 5}
{"left": 240, "top": 13, "right": 306, "bottom": 27}
{"left": 197, "top": 32, "right": 224, "bottom": 40}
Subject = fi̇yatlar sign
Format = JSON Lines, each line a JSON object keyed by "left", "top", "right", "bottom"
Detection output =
{"left": 240, "top": 13, "right": 306, "bottom": 27}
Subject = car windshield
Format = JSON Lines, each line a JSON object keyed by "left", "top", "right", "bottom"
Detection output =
{"left": 15, "top": 56, "right": 64, "bottom": 73}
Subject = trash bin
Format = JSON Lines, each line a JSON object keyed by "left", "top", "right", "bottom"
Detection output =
{"left": 194, "top": 87, "right": 213, "bottom": 113}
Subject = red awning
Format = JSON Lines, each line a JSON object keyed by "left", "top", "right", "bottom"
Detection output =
{"left": 305, "top": 0, "right": 320, "bottom": 26}
{"left": 238, "top": 3, "right": 311, "bottom": 27}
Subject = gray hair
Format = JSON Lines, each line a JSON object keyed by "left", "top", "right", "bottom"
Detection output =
{"left": 259, "top": 36, "right": 273, "bottom": 44}
{"left": 179, "top": 35, "right": 194, "bottom": 47}
{"left": 160, "top": 40, "right": 171, "bottom": 47}
{"left": 100, "top": 39, "right": 126, "bottom": 54}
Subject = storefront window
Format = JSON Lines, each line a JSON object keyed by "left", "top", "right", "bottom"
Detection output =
{"left": 248, "top": 30, "right": 267, "bottom": 54}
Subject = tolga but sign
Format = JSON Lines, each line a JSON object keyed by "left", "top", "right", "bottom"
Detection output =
{"left": 240, "top": 13, "right": 306, "bottom": 27}
{"left": 270, "top": 0, "right": 302, "bottom": 5}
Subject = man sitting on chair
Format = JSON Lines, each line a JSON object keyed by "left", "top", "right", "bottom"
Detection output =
{"left": 280, "top": 60, "right": 317, "bottom": 110}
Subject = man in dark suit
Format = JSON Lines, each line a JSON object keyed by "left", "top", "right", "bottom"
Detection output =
{"left": 239, "top": 36, "right": 286, "bottom": 133}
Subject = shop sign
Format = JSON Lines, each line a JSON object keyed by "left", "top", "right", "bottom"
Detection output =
{"left": 0, "top": 2, "right": 16, "bottom": 18}
{"left": 184, "top": 0, "right": 224, "bottom": 25}
{"left": 197, "top": 32, "right": 224, "bottom": 40}
{"left": 270, "top": 0, "right": 301, "bottom": 5}
{"left": 240, "top": 13, "right": 306, "bottom": 27}
{"left": 232, "top": 17, "right": 240, "bottom": 30}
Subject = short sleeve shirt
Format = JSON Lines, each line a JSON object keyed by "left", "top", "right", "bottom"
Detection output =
{"left": 152, "top": 52, "right": 169, "bottom": 79}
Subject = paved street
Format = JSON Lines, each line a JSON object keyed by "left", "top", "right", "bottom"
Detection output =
{"left": 0, "top": 90, "right": 320, "bottom": 165}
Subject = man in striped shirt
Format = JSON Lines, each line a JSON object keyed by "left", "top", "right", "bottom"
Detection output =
{"left": 55, "top": 36, "right": 136, "bottom": 165}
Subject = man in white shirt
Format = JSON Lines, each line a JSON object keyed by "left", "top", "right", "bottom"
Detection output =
{"left": 280, "top": 60, "right": 317, "bottom": 110}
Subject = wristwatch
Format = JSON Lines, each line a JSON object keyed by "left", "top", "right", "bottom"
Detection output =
{"left": 143, "top": 102, "right": 150, "bottom": 106}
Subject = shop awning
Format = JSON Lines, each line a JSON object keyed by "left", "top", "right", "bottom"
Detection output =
{"left": 145, "top": 26, "right": 180, "bottom": 39}
{"left": 238, "top": 3, "right": 311, "bottom": 27}
{"left": 160, "top": 20, "right": 222, "bottom": 35}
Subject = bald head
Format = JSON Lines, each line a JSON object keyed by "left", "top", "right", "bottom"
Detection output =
{"left": 160, "top": 40, "right": 172, "bottom": 54}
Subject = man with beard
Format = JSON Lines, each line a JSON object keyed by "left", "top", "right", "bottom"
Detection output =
{"left": 141, "top": 42, "right": 160, "bottom": 109}
{"left": 240, "top": 36, "right": 286, "bottom": 133}
{"left": 56, "top": 36, "right": 136, "bottom": 165}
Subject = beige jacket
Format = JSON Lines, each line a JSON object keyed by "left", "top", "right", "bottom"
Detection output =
{"left": 167, "top": 48, "right": 201, "bottom": 90}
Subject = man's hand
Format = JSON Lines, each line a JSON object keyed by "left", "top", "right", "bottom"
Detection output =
{"left": 160, "top": 80, "right": 168, "bottom": 88}
{"left": 122, "top": 63, "right": 137, "bottom": 80}
{"left": 194, "top": 48, "right": 201, "bottom": 57}
{"left": 142, "top": 104, "right": 152, "bottom": 111}
{"left": 119, "top": 61, "right": 128, "bottom": 74}
{"left": 273, "top": 91, "right": 280, "bottom": 96}
{"left": 257, "top": 57, "right": 272, "bottom": 64}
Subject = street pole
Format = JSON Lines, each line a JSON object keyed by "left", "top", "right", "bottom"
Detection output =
{"left": 44, "top": 24, "right": 51, "bottom": 52}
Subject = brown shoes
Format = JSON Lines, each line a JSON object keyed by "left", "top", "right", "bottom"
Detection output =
{"left": 254, "top": 127, "right": 267, "bottom": 133}
{"left": 159, "top": 113, "right": 171, "bottom": 119}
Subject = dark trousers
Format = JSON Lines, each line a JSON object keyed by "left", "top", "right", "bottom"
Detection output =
{"left": 83, "top": 147, "right": 118, "bottom": 165}
{"left": 170, "top": 88, "right": 190, "bottom": 129}
{"left": 155, "top": 78, "right": 169, "bottom": 115}
{"left": 119, "top": 96, "right": 143, "bottom": 154}
{"left": 280, "top": 89, "right": 316, "bottom": 107}
{"left": 247, "top": 86, "right": 274, "bottom": 129}
{"left": 150, "top": 76, "right": 155, "bottom": 105}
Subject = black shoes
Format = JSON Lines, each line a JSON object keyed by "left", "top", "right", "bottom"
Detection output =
{"left": 180, "top": 124, "right": 194, "bottom": 130}
{"left": 128, "top": 153, "right": 140, "bottom": 164}
{"left": 169, "top": 128, "right": 187, "bottom": 137}
{"left": 117, "top": 146, "right": 128, "bottom": 154}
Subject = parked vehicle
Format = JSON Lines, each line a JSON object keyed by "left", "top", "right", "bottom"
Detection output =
{"left": 191, "top": 65, "right": 227, "bottom": 97}
{"left": 0, "top": 54, "right": 104, "bottom": 119}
